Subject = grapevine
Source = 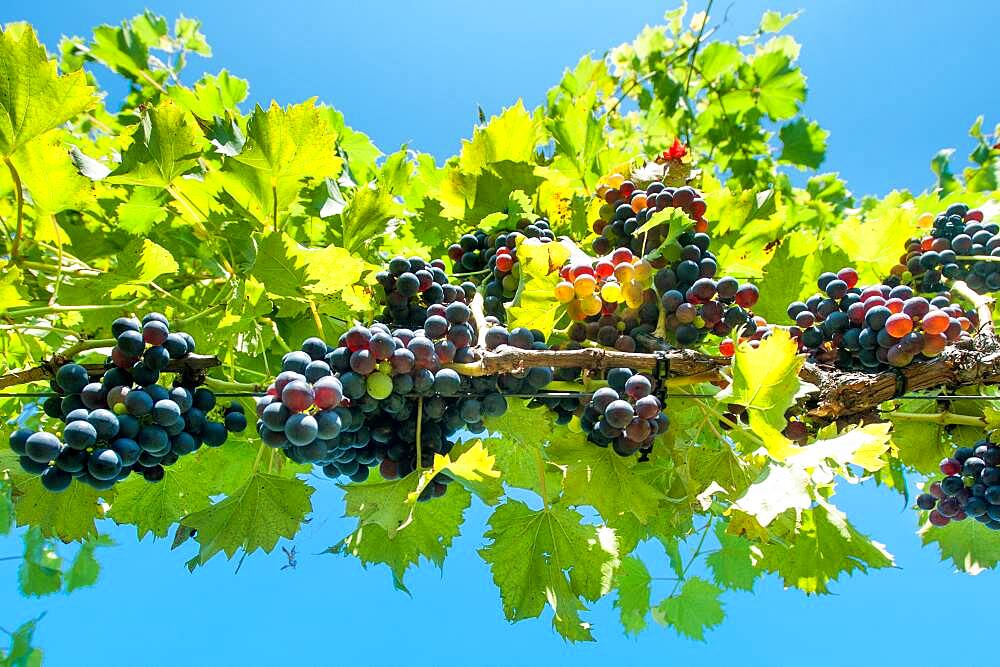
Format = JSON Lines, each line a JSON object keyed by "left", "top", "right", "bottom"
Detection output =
{"left": 1, "top": 6, "right": 1000, "bottom": 651}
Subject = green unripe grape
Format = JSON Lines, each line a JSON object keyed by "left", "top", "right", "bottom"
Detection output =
{"left": 112, "top": 402, "right": 127, "bottom": 415}
{"left": 366, "top": 372, "right": 393, "bottom": 400}
{"left": 502, "top": 274, "right": 518, "bottom": 291}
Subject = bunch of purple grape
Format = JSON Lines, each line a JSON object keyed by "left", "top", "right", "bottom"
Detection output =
{"left": 654, "top": 230, "right": 760, "bottom": 347}
{"left": 255, "top": 315, "right": 555, "bottom": 498}
{"left": 375, "top": 256, "right": 475, "bottom": 329}
{"left": 578, "top": 368, "right": 667, "bottom": 457}
{"left": 916, "top": 439, "right": 1000, "bottom": 530}
{"left": 786, "top": 267, "right": 976, "bottom": 370}
{"left": 888, "top": 203, "right": 1000, "bottom": 294}
{"left": 7, "top": 313, "right": 245, "bottom": 493}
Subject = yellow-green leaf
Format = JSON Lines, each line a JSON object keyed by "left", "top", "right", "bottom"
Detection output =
{"left": 0, "top": 23, "right": 96, "bottom": 157}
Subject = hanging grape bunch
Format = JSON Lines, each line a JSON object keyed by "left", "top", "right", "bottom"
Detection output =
{"left": 591, "top": 159, "right": 708, "bottom": 256}
{"left": 786, "top": 267, "right": 976, "bottom": 369}
{"left": 916, "top": 438, "right": 1000, "bottom": 530}
{"left": 7, "top": 313, "right": 245, "bottom": 492}
{"left": 375, "top": 255, "right": 474, "bottom": 329}
{"left": 888, "top": 203, "right": 1000, "bottom": 294}
{"left": 578, "top": 368, "right": 667, "bottom": 457}
{"left": 556, "top": 246, "right": 658, "bottom": 351}
{"left": 256, "top": 300, "right": 556, "bottom": 498}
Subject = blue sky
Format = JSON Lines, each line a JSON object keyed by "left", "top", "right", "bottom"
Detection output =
{"left": 2, "top": 1, "right": 999, "bottom": 665}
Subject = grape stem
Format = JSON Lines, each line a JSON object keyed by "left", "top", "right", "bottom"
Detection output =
{"left": 886, "top": 411, "right": 986, "bottom": 428}
{"left": 202, "top": 376, "right": 264, "bottom": 393}
{"left": 4, "top": 158, "right": 24, "bottom": 259}
{"left": 667, "top": 517, "right": 714, "bottom": 599}
{"left": 60, "top": 338, "right": 116, "bottom": 359}
{"left": 415, "top": 396, "right": 424, "bottom": 473}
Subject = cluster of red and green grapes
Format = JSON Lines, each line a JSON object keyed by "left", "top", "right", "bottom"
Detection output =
{"left": 786, "top": 267, "right": 976, "bottom": 369}
{"left": 592, "top": 172, "right": 709, "bottom": 255}
{"left": 449, "top": 219, "right": 556, "bottom": 321}
{"left": 375, "top": 256, "right": 476, "bottom": 329}
{"left": 255, "top": 314, "right": 555, "bottom": 498}
{"left": 7, "top": 313, "right": 245, "bottom": 492}
{"left": 577, "top": 368, "right": 667, "bottom": 457}
{"left": 916, "top": 438, "right": 1000, "bottom": 530}
{"left": 556, "top": 246, "right": 658, "bottom": 351}
{"left": 888, "top": 203, "right": 1000, "bottom": 294}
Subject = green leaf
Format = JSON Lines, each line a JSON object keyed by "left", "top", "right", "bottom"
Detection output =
{"left": 760, "top": 501, "right": 894, "bottom": 594}
{"left": 652, "top": 576, "right": 724, "bottom": 641}
{"left": 787, "top": 423, "right": 893, "bottom": 473}
{"left": 760, "top": 10, "right": 800, "bottom": 33}
{"left": 831, "top": 191, "right": 916, "bottom": 283}
{"left": 222, "top": 100, "right": 342, "bottom": 226}
{"left": 87, "top": 13, "right": 166, "bottom": 84}
{"left": 0, "top": 23, "right": 96, "bottom": 157}
{"left": 479, "top": 500, "right": 619, "bottom": 642}
{"left": 613, "top": 556, "right": 652, "bottom": 636}
{"left": 549, "top": 435, "right": 666, "bottom": 525}
{"left": 778, "top": 118, "right": 828, "bottom": 169}
{"left": 751, "top": 50, "right": 806, "bottom": 120}
{"left": 731, "top": 462, "right": 813, "bottom": 527}
{"left": 18, "top": 528, "right": 62, "bottom": 597}
{"left": 107, "top": 100, "right": 206, "bottom": 188}
{"left": 705, "top": 522, "right": 759, "bottom": 591}
{"left": 505, "top": 237, "right": 572, "bottom": 338}
{"left": 921, "top": 516, "right": 1000, "bottom": 575}
{"left": 330, "top": 483, "right": 471, "bottom": 592}
{"left": 181, "top": 471, "right": 314, "bottom": 563}
{"left": 14, "top": 478, "right": 106, "bottom": 541}
{"left": 64, "top": 534, "right": 113, "bottom": 593}
{"left": 114, "top": 186, "right": 170, "bottom": 234}
{"left": 342, "top": 475, "right": 418, "bottom": 538}
{"left": 109, "top": 443, "right": 256, "bottom": 538}
{"left": 458, "top": 100, "right": 538, "bottom": 175}
{"left": 9, "top": 131, "right": 93, "bottom": 213}
{"left": 0, "top": 614, "right": 44, "bottom": 667}
{"left": 106, "top": 238, "right": 179, "bottom": 298}
{"left": 168, "top": 70, "right": 248, "bottom": 120}
{"left": 482, "top": 401, "right": 562, "bottom": 502}
{"left": 716, "top": 328, "right": 805, "bottom": 458}
{"left": 697, "top": 42, "right": 741, "bottom": 81}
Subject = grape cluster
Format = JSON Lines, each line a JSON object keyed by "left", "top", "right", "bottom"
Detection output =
{"left": 653, "top": 230, "right": 760, "bottom": 348}
{"left": 7, "top": 313, "right": 244, "bottom": 492}
{"left": 256, "top": 315, "right": 555, "bottom": 497}
{"left": 556, "top": 246, "right": 658, "bottom": 351}
{"left": 916, "top": 439, "right": 1000, "bottom": 530}
{"left": 786, "top": 267, "right": 976, "bottom": 369}
{"left": 592, "top": 172, "right": 709, "bottom": 255}
{"left": 578, "top": 368, "right": 667, "bottom": 457}
{"left": 888, "top": 203, "right": 1000, "bottom": 293}
{"left": 375, "top": 256, "right": 475, "bottom": 329}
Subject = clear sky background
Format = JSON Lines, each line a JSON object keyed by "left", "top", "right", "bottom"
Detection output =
{"left": 2, "top": 2, "right": 999, "bottom": 665}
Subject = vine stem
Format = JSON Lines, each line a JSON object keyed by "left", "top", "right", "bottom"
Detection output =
{"left": 416, "top": 396, "right": 424, "bottom": 473}
{"left": 60, "top": 338, "right": 116, "bottom": 359}
{"left": 4, "top": 157, "right": 24, "bottom": 259}
{"left": 175, "top": 302, "right": 226, "bottom": 327}
{"left": 887, "top": 411, "right": 987, "bottom": 428}
{"left": 202, "top": 376, "right": 264, "bottom": 393}
{"left": 667, "top": 517, "right": 714, "bottom": 599}
{"left": 533, "top": 446, "right": 550, "bottom": 509}
{"left": 4, "top": 297, "right": 145, "bottom": 320}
